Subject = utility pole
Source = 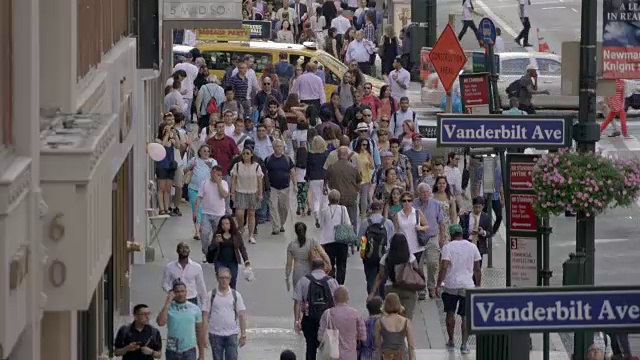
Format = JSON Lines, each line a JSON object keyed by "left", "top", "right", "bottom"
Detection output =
{"left": 571, "top": 0, "right": 600, "bottom": 357}
{"left": 445, "top": 14, "right": 456, "bottom": 113}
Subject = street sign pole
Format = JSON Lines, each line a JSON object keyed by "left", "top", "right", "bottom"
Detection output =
{"left": 571, "top": 0, "right": 600, "bottom": 357}
{"left": 487, "top": 43, "right": 501, "bottom": 113}
{"left": 445, "top": 14, "right": 456, "bottom": 113}
{"left": 482, "top": 156, "right": 496, "bottom": 269}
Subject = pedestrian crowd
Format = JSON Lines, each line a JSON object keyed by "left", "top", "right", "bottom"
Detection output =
{"left": 133, "top": 41, "right": 636, "bottom": 360}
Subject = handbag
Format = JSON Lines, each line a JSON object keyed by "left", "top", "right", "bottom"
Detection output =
{"left": 415, "top": 210, "right": 429, "bottom": 247}
{"left": 334, "top": 206, "right": 358, "bottom": 245}
{"left": 308, "top": 239, "right": 332, "bottom": 274}
{"left": 319, "top": 309, "right": 340, "bottom": 360}
{"left": 394, "top": 261, "right": 426, "bottom": 291}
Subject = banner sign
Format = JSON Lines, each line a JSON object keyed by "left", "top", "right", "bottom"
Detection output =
{"left": 436, "top": 115, "right": 572, "bottom": 148}
{"left": 459, "top": 73, "right": 490, "bottom": 115}
{"left": 467, "top": 286, "right": 640, "bottom": 333}
{"left": 602, "top": 0, "right": 640, "bottom": 79}
{"left": 242, "top": 20, "right": 272, "bottom": 39}
{"left": 196, "top": 28, "right": 249, "bottom": 41}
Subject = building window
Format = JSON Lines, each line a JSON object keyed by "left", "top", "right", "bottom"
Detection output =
{"left": 0, "top": 0, "right": 13, "bottom": 144}
{"left": 77, "top": 0, "right": 131, "bottom": 79}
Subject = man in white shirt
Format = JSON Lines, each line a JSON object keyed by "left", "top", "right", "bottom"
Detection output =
{"left": 345, "top": 30, "right": 373, "bottom": 74}
{"left": 445, "top": 152, "right": 463, "bottom": 197}
{"left": 391, "top": 97, "right": 416, "bottom": 138}
{"left": 436, "top": 224, "right": 482, "bottom": 355}
{"left": 388, "top": 56, "right": 410, "bottom": 101}
{"left": 330, "top": 8, "right": 351, "bottom": 35}
{"left": 173, "top": 53, "right": 199, "bottom": 117}
{"left": 195, "top": 166, "right": 230, "bottom": 257}
{"left": 232, "top": 55, "right": 260, "bottom": 109}
{"left": 202, "top": 267, "right": 248, "bottom": 360}
{"left": 457, "top": 0, "right": 482, "bottom": 47}
{"left": 231, "top": 118, "right": 249, "bottom": 152}
{"left": 514, "top": 0, "right": 532, "bottom": 47}
{"left": 161, "top": 242, "right": 208, "bottom": 305}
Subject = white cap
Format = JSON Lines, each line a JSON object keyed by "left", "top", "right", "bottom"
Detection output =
{"left": 526, "top": 64, "right": 537, "bottom": 71}
{"left": 356, "top": 122, "right": 369, "bottom": 132}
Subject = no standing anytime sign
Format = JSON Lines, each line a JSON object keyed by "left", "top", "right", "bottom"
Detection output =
{"left": 428, "top": 24, "right": 468, "bottom": 93}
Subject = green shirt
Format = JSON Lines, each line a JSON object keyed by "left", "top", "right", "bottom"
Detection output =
{"left": 166, "top": 301, "right": 202, "bottom": 352}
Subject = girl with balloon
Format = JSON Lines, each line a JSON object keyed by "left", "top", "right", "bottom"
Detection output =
{"left": 150, "top": 113, "right": 179, "bottom": 215}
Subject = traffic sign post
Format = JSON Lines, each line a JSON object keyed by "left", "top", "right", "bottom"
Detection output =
{"left": 428, "top": 24, "right": 467, "bottom": 113}
{"left": 479, "top": 17, "right": 496, "bottom": 45}
{"left": 459, "top": 73, "right": 490, "bottom": 115}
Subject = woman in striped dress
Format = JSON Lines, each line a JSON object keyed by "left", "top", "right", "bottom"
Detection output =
{"left": 600, "top": 79, "right": 629, "bottom": 138}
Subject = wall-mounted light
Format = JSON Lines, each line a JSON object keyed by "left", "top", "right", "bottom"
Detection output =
{"left": 49, "top": 213, "right": 65, "bottom": 242}
{"left": 9, "top": 245, "right": 29, "bottom": 290}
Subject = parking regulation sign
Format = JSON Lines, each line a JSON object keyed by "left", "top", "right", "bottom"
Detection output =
{"left": 479, "top": 17, "right": 496, "bottom": 44}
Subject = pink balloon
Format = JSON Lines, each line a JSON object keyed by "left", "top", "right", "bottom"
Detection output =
{"left": 147, "top": 143, "right": 167, "bottom": 162}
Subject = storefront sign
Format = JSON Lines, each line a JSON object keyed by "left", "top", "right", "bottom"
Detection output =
{"left": 436, "top": 115, "right": 572, "bottom": 148}
{"left": 509, "top": 194, "right": 537, "bottom": 232}
{"left": 242, "top": 20, "right": 272, "bottom": 39}
{"left": 196, "top": 28, "right": 250, "bottom": 41}
{"left": 163, "top": 0, "right": 242, "bottom": 20}
{"left": 602, "top": 0, "right": 640, "bottom": 79}
{"left": 509, "top": 237, "right": 538, "bottom": 287}
{"left": 460, "top": 73, "right": 490, "bottom": 115}
{"left": 467, "top": 286, "right": 640, "bottom": 333}
{"left": 509, "top": 161, "right": 535, "bottom": 190}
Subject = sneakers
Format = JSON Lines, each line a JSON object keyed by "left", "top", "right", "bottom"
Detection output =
{"left": 170, "top": 207, "right": 182, "bottom": 216}
{"left": 460, "top": 345, "right": 471, "bottom": 354}
{"left": 446, "top": 342, "right": 455, "bottom": 352}
{"left": 249, "top": 236, "right": 256, "bottom": 244}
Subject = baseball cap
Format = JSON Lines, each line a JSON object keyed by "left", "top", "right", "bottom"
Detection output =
{"left": 449, "top": 224, "right": 463, "bottom": 235}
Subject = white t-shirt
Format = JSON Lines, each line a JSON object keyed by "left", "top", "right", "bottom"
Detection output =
{"left": 296, "top": 167, "right": 307, "bottom": 183}
{"left": 331, "top": 15, "right": 351, "bottom": 35}
{"left": 519, "top": 0, "right": 529, "bottom": 18}
{"left": 202, "top": 289, "right": 247, "bottom": 336}
{"left": 174, "top": 62, "right": 199, "bottom": 100}
{"left": 462, "top": 0, "right": 473, "bottom": 21}
{"left": 380, "top": 253, "right": 417, "bottom": 285}
{"left": 224, "top": 124, "right": 235, "bottom": 137}
{"left": 441, "top": 240, "right": 481, "bottom": 289}
{"left": 197, "top": 179, "right": 229, "bottom": 216}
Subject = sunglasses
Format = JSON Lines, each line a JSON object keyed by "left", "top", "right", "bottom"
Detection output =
{"left": 402, "top": 199, "right": 413, "bottom": 203}
{"left": 380, "top": 119, "right": 389, "bottom": 123}
{"left": 263, "top": 82, "right": 271, "bottom": 85}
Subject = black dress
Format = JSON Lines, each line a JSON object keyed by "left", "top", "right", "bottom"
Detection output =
{"left": 381, "top": 36, "right": 399, "bottom": 75}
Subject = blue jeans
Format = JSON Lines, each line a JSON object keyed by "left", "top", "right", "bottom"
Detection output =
{"left": 214, "top": 261, "right": 239, "bottom": 289}
{"left": 201, "top": 213, "right": 222, "bottom": 255}
{"left": 256, "top": 193, "right": 269, "bottom": 223}
{"left": 209, "top": 333, "right": 239, "bottom": 360}
{"left": 166, "top": 347, "right": 197, "bottom": 360}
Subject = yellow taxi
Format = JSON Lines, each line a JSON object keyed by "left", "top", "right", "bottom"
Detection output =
{"left": 193, "top": 41, "right": 386, "bottom": 101}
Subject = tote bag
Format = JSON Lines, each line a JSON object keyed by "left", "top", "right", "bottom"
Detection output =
{"left": 334, "top": 206, "right": 358, "bottom": 245}
{"left": 319, "top": 309, "right": 340, "bottom": 360}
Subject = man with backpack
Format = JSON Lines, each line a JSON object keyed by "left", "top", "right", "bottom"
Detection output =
{"left": 391, "top": 96, "right": 416, "bottom": 138}
{"left": 293, "top": 259, "right": 339, "bottom": 360}
{"left": 358, "top": 200, "right": 395, "bottom": 297}
{"left": 195, "top": 77, "right": 225, "bottom": 131}
{"left": 505, "top": 64, "right": 550, "bottom": 115}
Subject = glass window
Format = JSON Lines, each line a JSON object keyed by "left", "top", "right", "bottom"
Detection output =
{"left": 500, "top": 58, "right": 530, "bottom": 76}
{"left": 201, "top": 51, "right": 272, "bottom": 73}
{"left": 324, "top": 66, "right": 340, "bottom": 85}
{"left": 536, "top": 58, "right": 561, "bottom": 76}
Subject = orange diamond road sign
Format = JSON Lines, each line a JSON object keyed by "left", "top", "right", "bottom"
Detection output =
{"left": 428, "top": 24, "right": 468, "bottom": 93}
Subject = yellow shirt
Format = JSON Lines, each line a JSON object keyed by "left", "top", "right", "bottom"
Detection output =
{"left": 357, "top": 152, "right": 373, "bottom": 185}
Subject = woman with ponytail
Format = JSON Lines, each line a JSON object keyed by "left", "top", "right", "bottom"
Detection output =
{"left": 285, "top": 222, "right": 330, "bottom": 291}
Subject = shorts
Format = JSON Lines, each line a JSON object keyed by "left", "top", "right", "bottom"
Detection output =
{"left": 156, "top": 167, "right": 176, "bottom": 180}
{"left": 174, "top": 165, "right": 185, "bottom": 186}
{"left": 442, "top": 291, "right": 466, "bottom": 316}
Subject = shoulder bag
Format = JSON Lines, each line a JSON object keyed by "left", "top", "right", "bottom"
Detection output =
{"left": 334, "top": 206, "right": 358, "bottom": 245}
{"left": 415, "top": 210, "right": 429, "bottom": 247}
{"left": 394, "top": 261, "right": 426, "bottom": 291}
{"left": 308, "top": 239, "right": 332, "bottom": 274}
{"left": 318, "top": 309, "right": 340, "bottom": 360}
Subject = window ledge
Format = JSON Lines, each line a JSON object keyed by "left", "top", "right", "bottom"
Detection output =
{"left": 0, "top": 150, "right": 32, "bottom": 215}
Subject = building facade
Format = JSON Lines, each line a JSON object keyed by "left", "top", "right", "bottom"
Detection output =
{"left": 0, "top": 0, "right": 161, "bottom": 359}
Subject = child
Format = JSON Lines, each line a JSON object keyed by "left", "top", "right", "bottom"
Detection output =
{"left": 359, "top": 296, "right": 383, "bottom": 360}
{"left": 495, "top": 27, "right": 505, "bottom": 53}
{"left": 295, "top": 146, "right": 309, "bottom": 216}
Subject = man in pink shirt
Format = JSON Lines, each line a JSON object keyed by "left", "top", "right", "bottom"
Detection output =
{"left": 318, "top": 286, "right": 366, "bottom": 359}
{"left": 291, "top": 63, "right": 326, "bottom": 109}
{"left": 194, "top": 165, "right": 229, "bottom": 257}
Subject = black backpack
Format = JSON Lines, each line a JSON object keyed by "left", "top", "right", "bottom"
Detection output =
{"left": 505, "top": 78, "right": 522, "bottom": 98}
{"left": 363, "top": 218, "right": 387, "bottom": 265}
{"left": 306, "top": 275, "right": 334, "bottom": 322}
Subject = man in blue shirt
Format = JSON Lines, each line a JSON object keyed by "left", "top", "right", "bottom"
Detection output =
{"left": 412, "top": 182, "right": 446, "bottom": 299}
{"left": 156, "top": 280, "right": 205, "bottom": 360}
{"left": 265, "top": 139, "right": 296, "bottom": 235}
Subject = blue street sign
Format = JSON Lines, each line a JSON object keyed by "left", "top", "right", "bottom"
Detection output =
{"left": 436, "top": 115, "right": 573, "bottom": 149}
{"left": 478, "top": 17, "right": 496, "bottom": 44}
{"left": 467, "top": 286, "right": 640, "bottom": 333}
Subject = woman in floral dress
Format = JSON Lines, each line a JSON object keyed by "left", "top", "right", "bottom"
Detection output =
{"left": 432, "top": 175, "right": 458, "bottom": 243}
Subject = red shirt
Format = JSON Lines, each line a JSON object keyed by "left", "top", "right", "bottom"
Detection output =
{"left": 361, "top": 94, "right": 382, "bottom": 119}
{"left": 607, "top": 79, "right": 625, "bottom": 113}
{"left": 206, "top": 135, "right": 239, "bottom": 174}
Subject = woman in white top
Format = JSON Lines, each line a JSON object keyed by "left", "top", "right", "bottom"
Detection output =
{"left": 309, "top": 7, "right": 327, "bottom": 48}
{"left": 392, "top": 191, "right": 429, "bottom": 258}
{"left": 230, "top": 147, "right": 264, "bottom": 244}
{"left": 318, "top": 189, "right": 351, "bottom": 284}
{"left": 277, "top": 19, "right": 295, "bottom": 43}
